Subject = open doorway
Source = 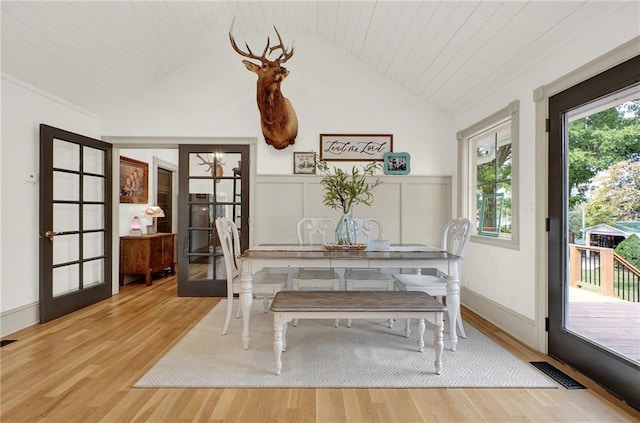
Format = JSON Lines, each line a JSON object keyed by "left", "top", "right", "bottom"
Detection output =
{"left": 118, "top": 150, "right": 178, "bottom": 286}
{"left": 152, "top": 155, "right": 178, "bottom": 234}
{"left": 156, "top": 167, "right": 173, "bottom": 233}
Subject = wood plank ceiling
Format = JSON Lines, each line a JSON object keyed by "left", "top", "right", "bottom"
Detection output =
{"left": 1, "top": 1, "right": 632, "bottom": 115}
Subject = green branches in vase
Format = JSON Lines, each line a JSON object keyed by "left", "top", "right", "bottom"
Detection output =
{"left": 315, "top": 157, "right": 382, "bottom": 245}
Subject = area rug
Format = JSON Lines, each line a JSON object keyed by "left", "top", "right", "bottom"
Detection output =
{"left": 135, "top": 300, "right": 557, "bottom": 388}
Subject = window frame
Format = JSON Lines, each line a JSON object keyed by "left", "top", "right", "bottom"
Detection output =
{"left": 457, "top": 100, "right": 520, "bottom": 250}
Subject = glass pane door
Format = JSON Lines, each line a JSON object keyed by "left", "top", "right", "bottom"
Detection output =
{"left": 548, "top": 56, "right": 640, "bottom": 409}
{"left": 177, "top": 145, "right": 249, "bottom": 297}
{"left": 39, "top": 125, "right": 112, "bottom": 323}
{"left": 565, "top": 86, "right": 640, "bottom": 362}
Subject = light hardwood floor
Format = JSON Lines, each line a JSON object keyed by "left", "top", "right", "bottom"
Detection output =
{"left": 1, "top": 275, "right": 638, "bottom": 423}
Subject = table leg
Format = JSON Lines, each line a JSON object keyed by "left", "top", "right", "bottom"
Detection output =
{"left": 273, "top": 313, "right": 285, "bottom": 375}
{"left": 240, "top": 259, "right": 254, "bottom": 350}
{"left": 445, "top": 271, "right": 460, "bottom": 352}
{"left": 417, "top": 318, "right": 425, "bottom": 353}
{"left": 434, "top": 311, "right": 444, "bottom": 375}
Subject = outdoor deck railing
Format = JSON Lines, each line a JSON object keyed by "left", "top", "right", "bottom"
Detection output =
{"left": 569, "top": 244, "right": 640, "bottom": 302}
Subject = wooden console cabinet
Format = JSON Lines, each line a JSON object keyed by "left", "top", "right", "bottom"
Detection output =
{"left": 120, "top": 233, "right": 176, "bottom": 286}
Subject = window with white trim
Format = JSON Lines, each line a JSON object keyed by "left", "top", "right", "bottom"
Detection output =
{"left": 457, "top": 100, "right": 519, "bottom": 249}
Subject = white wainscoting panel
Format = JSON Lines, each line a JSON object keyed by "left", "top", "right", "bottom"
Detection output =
{"left": 254, "top": 175, "right": 451, "bottom": 246}
{"left": 402, "top": 180, "right": 452, "bottom": 246}
{"left": 254, "top": 180, "right": 305, "bottom": 244}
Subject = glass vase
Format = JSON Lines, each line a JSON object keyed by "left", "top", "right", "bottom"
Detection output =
{"left": 335, "top": 212, "right": 358, "bottom": 245}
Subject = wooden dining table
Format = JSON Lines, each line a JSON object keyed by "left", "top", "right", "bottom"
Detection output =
{"left": 239, "top": 244, "right": 464, "bottom": 351}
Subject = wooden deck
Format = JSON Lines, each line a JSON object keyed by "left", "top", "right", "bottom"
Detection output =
{"left": 567, "top": 287, "right": 640, "bottom": 362}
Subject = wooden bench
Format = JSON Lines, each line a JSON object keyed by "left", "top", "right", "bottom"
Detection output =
{"left": 269, "top": 290, "right": 446, "bottom": 375}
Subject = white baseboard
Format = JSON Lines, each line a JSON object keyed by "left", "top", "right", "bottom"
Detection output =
{"left": 1, "top": 302, "right": 39, "bottom": 338}
{"left": 461, "top": 287, "right": 539, "bottom": 350}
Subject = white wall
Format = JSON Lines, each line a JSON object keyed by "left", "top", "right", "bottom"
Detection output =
{"left": 100, "top": 34, "right": 455, "bottom": 176}
{"left": 116, "top": 148, "right": 178, "bottom": 237}
{"left": 451, "top": 4, "right": 639, "bottom": 347}
{"left": 1, "top": 76, "right": 100, "bottom": 332}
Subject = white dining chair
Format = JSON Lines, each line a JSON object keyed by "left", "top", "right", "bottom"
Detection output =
{"left": 291, "top": 217, "right": 341, "bottom": 291}
{"left": 215, "top": 216, "right": 287, "bottom": 336}
{"left": 343, "top": 217, "right": 395, "bottom": 328}
{"left": 291, "top": 217, "right": 341, "bottom": 327}
{"left": 392, "top": 218, "right": 472, "bottom": 338}
{"left": 344, "top": 217, "right": 394, "bottom": 291}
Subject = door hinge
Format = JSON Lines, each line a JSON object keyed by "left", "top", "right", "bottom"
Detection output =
{"left": 545, "top": 317, "right": 550, "bottom": 332}
{"left": 545, "top": 118, "right": 550, "bottom": 133}
{"left": 545, "top": 217, "right": 550, "bottom": 232}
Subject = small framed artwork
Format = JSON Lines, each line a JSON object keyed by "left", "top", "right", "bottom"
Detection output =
{"left": 293, "top": 152, "right": 317, "bottom": 174}
{"left": 146, "top": 225, "right": 156, "bottom": 235}
{"left": 319, "top": 134, "right": 393, "bottom": 161}
{"left": 119, "top": 156, "right": 148, "bottom": 204}
{"left": 479, "top": 193, "right": 504, "bottom": 237}
{"left": 383, "top": 152, "right": 411, "bottom": 175}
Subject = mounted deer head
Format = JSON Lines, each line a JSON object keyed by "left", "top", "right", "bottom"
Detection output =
{"left": 196, "top": 153, "right": 224, "bottom": 182}
{"left": 229, "top": 21, "right": 298, "bottom": 150}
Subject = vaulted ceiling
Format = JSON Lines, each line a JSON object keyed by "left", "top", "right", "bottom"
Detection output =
{"left": 1, "top": 1, "right": 633, "bottom": 115}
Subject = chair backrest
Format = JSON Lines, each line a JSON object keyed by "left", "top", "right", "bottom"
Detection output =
{"left": 297, "top": 217, "right": 335, "bottom": 245}
{"left": 215, "top": 216, "right": 241, "bottom": 294}
{"left": 352, "top": 217, "right": 383, "bottom": 243}
{"left": 442, "top": 218, "right": 472, "bottom": 257}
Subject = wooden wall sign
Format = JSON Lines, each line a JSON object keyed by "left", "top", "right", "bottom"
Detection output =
{"left": 319, "top": 134, "right": 393, "bottom": 161}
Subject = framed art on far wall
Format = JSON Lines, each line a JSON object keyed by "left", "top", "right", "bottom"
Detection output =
{"left": 119, "top": 156, "right": 148, "bottom": 204}
{"left": 293, "top": 152, "right": 317, "bottom": 174}
{"left": 383, "top": 152, "right": 411, "bottom": 175}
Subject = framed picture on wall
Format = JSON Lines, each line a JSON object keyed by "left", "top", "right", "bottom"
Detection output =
{"left": 319, "top": 134, "right": 393, "bottom": 161}
{"left": 293, "top": 152, "right": 317, "bottom": 174}
{"left": 383, "top": 152, "right": 411, "bottom": 175}
{"left": 119, "top": 156, "right": 148, "bottom": 204}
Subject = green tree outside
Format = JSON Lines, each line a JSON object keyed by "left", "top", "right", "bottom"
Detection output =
{"left": 568, "top": 101, "right": 640, "bottom": 209}
{"left": 584, "top": 156, "right": 640, "bottom": 227}
{"left": 616, "top": 234, "right": 640, "bottom": 269}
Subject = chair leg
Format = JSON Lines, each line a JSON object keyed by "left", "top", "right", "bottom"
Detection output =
{"left": 263, "top": 297, "right": 270, "bottom": 312}
{"left": 388, "top": 318, "right": 394, "bottom": 328}
{"left": 222, "top": 298, "right": 234, "bottom": 335}
{"left": 457, "top": 309, "right": 467, "bottom": 338}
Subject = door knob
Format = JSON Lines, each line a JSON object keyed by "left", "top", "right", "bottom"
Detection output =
{"left": 44, "top": 230, "right": 60, "bottom": 241}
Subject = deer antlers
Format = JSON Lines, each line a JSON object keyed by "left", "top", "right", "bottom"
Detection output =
{"left": 228, "top": 19, "right": 294, "bottom": 64}
{"left": 195, "top": 153, "right": 215, "bottom": 172}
